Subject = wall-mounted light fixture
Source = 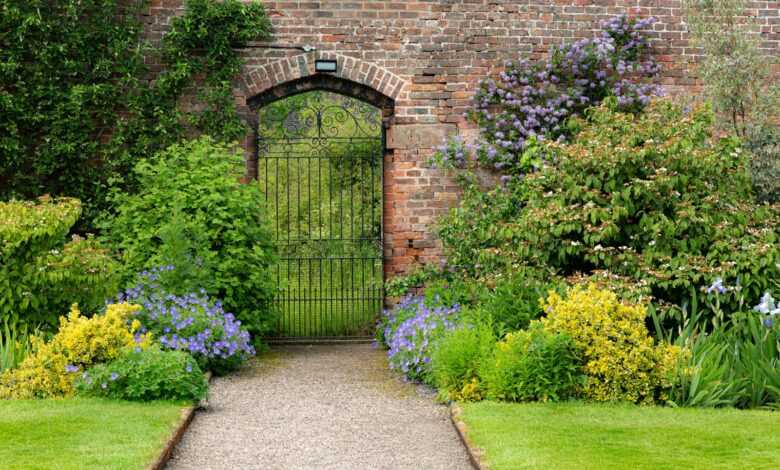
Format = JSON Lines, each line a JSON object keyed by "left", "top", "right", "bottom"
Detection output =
{"left": 315, "top": 59, "right": 337, "bottom": 73}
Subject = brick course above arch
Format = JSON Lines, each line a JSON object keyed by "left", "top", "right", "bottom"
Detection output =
{"left": 242, "top": 52, "right": 408, "bottom": 107}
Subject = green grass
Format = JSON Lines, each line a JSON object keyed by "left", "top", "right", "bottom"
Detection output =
{"left": 459, "top": 401, "right": 780, "bottom": 470}
{"left": 0, "top": 398, "right": 186, "bottom": 470}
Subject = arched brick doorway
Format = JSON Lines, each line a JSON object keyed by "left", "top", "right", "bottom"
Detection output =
{"left": 247, "top": 74, "right": 394, "bottom": 339}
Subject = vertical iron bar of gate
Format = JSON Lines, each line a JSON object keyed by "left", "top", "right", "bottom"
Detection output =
{"left": 380, "top": 123, "right": 387, "bottom": 318}
{"left": 257, "top": 93, "right": 385, "bottom": 339}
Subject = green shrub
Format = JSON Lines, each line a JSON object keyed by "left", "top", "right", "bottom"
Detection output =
{"left": 441, "top": 100, "right": 780, "bottom": 319}
{"left": 0, "top": 0, "right": 272, "bottom": 229}
{"left": 102, "top": 137, "right": 277, "bottom": 336}
{"left": 0, "top": 197, "right": 120, "bottom": 329}
{"left": 388, "top": 267, "right": 561, "bottom": 335}
{"left": 541, "top": 285, "right": 683, "bottom": 404}
{"left": 480, "top": 270, "right": 564, "bottom": 334}
{"left": 431, "top": 322, "right": 496, "bottom": 401}
{"left": 76, "top": 346, "right": 207, "bottom": 403}
{"left": 422, "top": 277, "right": 489, "bottom": 311}
{"left": 481, "top": 324, "right": 582, "bottom": 402}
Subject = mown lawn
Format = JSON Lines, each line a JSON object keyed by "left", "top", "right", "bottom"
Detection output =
{"left": 459, "top": 401, "right": 780, "bottom": 470}
{"left": 0, "top": 398, "right": 186, "bottom": 470}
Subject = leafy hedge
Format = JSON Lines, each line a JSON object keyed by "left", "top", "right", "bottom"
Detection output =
{"left": 0, "top": 0, "right": 271, "bottom": 229}
{"left": 0, "top": 198, "right": 119, "bottom": 329}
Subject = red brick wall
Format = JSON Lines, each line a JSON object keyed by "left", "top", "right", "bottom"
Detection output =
{"left": 140, "top": 0, "right": 780, "bottom": 277}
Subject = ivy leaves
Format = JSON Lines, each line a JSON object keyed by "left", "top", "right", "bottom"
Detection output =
{"left": 0, "top": 0, "right": 272, "bottom": 230}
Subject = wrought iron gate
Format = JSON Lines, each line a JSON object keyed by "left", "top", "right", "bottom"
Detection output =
{"left": 258, "top": 91, "right": 384, "bottom": 338}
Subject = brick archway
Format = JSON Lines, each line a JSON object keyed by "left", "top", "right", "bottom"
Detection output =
{"left": 236, "top": 54, "right": 457, "bottom": 279}
{"left": 242, "top": 52, "right": 408, "bottom": 107}
{"left": 243, "top": 67, "right": 407, "bottom": 275}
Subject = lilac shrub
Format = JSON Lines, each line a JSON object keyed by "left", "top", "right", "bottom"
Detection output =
{"left": 381, "top": 296, "right": 461, "bottom": 383}
{"left": 118, "top": 267, "right": 255, "bottom": 375}
{"left": 435, "top": 14, "right": 662, "bottom": 176}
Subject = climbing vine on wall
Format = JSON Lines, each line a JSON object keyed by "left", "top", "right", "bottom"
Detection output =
{"left": 0, "top": 0, "right": 271, "bottom": 230}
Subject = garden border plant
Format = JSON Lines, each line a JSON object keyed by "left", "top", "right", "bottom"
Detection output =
{"left": 378, "top": 12, "right": 780, "bottom": 416}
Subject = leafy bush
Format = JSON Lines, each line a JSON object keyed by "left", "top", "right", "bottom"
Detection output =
{"left": 441, "top": 101, "right": 780, "bottom": 317}
{"left": 431, "top": 322, "right": 496, "bottom": 401}
{"left": 481, "top": 324, "right": 582, "bottom": 402}
{"left": 120, "top": 268, "right": 255, "bottom": 375}
{"left": 0, "top": 303, "right": 148, "bottom": 399}
{"left": 479, "top": 270, "right": 564, "bottom": 333}
{"left": 435, "top": 14, "right": 661, "bottom": 175}
{"left": 541, "top": 285, "right": 682, "bottom": 404}
{"left": 381, "top": 297, "right": 460, "bottom": 383}
{"left": 102, "top": 138, "right": 277, "bottom": 336}
{"left": 386, "top": 267, "right": 561, "bottom": 335}
{"left": 0, "top": 197, "right": 120, "bottom": 329}
{"left": 76, "top": 346, "right": 207, "bottom": 403}
{"left": 0, "top": 0, "right": 272, "bottom": 228}
{"left": 746, "top": 128, "right": 780, "bottom": 204}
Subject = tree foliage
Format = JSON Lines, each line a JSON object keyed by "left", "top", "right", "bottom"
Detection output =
{"left": 0, "top": 198, "right": 120, "bottom": 329}
{"left": 684, "top": 0, "right": 780, "bottom": 202}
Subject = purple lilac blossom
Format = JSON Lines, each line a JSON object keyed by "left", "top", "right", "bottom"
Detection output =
{"left": 433, "top": 14, "right": 662, "bottom": 176}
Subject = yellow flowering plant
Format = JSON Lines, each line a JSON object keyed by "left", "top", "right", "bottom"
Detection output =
{"left": 541, "top": 284, "right": 684, "bottom": 404}
{"left": 0, "top": 303, "right": 150, "bottom": 399}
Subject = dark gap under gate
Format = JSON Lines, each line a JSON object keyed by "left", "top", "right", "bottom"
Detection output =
{"left": 257, "top": 90, "right": 384, "bottom": 339}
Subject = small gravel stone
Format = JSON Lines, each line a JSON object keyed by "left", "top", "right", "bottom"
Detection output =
{"left": 167, "top": 343, "right": 472, "bottom": 470}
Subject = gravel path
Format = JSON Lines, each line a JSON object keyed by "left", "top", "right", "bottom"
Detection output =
{"left": 167, "top": 343, "right": 472, "bottom": 470}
